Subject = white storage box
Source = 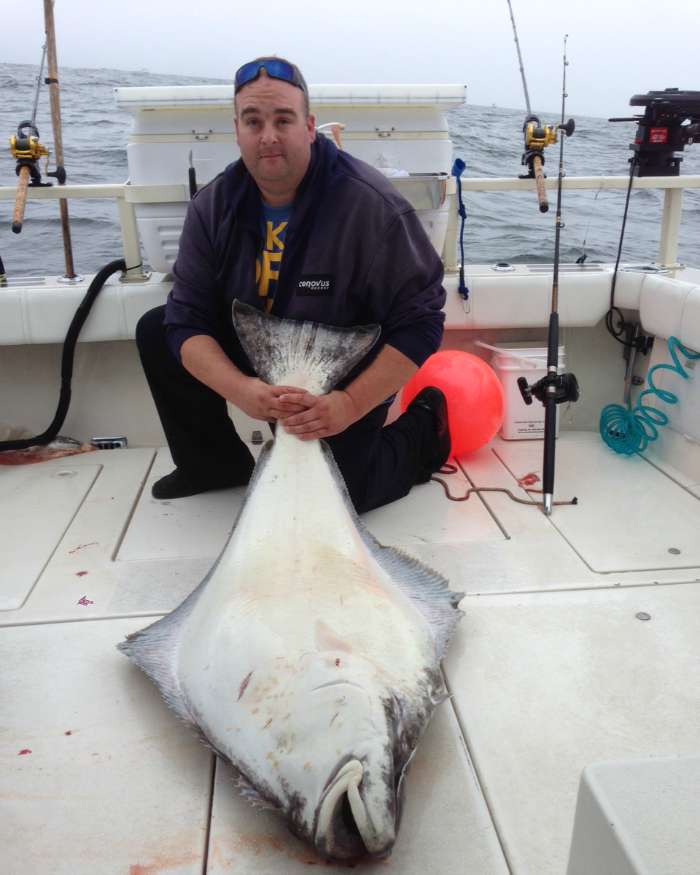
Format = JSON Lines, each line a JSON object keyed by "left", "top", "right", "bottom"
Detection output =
{"left": 115, "top": 83, "right": 464, "bottom": 273}
{"left": 478, "top": 341, "right": 566, "bottom": 440}
{"left": 567, "top": 756, "right": 700, "bottom": 875}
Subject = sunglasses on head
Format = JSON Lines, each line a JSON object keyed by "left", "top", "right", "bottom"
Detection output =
{"left": 234, "top": 59, "right": 307, "bottom": 95}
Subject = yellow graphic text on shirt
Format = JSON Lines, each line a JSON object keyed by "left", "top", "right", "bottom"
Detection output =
{"left": 256, "top": 204, "right": 289, "bottom": 312}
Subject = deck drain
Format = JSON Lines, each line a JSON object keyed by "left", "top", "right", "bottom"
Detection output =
{"left": 636, "top": 612, "right": 652, "bottom": 621}
{"left": 668, "top": 547, "right": 681, "bottom": 555}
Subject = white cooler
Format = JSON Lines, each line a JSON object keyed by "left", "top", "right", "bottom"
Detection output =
{"left": 477, "top": 341, "right": 566, "bottom": 440}
{"left": 115, "top": 83, "right": 465, "bottom": 273}
{"left": 567, "top": 756, "right": 700, "bottom": 875}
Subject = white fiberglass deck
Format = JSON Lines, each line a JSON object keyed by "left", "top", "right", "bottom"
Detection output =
{"left": 2, "top": 432, "right": 700, "bottom": 874}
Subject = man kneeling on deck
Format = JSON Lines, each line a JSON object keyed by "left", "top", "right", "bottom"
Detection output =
{"left": 136, "top": 56, "right": 450, "bottom": 514}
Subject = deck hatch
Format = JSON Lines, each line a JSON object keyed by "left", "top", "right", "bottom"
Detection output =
{"left": 0, "top": 464, "right": 100, "bottom": 609}
{"left": 495, "top": 434, "right": 700, "bottom": 573}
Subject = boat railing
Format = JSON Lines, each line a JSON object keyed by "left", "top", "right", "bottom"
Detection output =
{"left": 443, "top": 175, "right": 700, "bottom": 272}
{"left": 1, "top": 174, "right": 699, "bottom": 280}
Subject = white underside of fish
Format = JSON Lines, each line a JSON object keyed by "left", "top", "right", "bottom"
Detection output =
{"left": 119, "top": 302, "right": 463, "bottom": 862}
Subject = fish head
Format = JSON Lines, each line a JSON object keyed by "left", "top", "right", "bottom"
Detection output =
{"left": 266, "top": 653, "right": 408, "bottom": 862}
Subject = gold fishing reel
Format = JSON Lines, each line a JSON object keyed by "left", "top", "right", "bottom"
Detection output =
{"left": 10, "top": 128, "right": 49, "bottom": 164}
{"left": 524, "top": 119, "right": 558, "bottom": 151}
{"left": 9, "top": 121, "right": 51, "bottom": 233}
{"left": 520, "top": 114, "right": 575, "bottom": 213}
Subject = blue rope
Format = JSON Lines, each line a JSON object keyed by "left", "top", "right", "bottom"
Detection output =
{"left": 600, "top": 335, "right": 700, "bottom": 455}
{"left": 451, "top": 158, "right": 469, "bottom": 303}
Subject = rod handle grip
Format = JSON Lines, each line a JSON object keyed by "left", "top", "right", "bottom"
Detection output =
{"left": 532, "top": 155, "right": 549, "bottom": 213}
{"left": 12, "top": 166, "right": 31, "bottom": 233}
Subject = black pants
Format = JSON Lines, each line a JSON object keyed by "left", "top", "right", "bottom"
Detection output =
{"left": 136, "top": 306, "right": 435, "bottom": 514}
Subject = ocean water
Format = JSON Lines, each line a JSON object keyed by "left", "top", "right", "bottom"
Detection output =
{"left": 1, "top": 61, "right": 699, "bottom": 277}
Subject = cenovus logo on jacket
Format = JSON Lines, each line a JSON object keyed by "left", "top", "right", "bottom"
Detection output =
{"left": 296, "top": 274, "right": 335, "bottom": 295}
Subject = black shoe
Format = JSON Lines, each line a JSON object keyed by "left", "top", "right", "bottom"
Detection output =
{"left": 407, "top": 386, "right": 451, "bottom": 477}
{"left": 151, "top": 466, "right": 252, "bottom": 500}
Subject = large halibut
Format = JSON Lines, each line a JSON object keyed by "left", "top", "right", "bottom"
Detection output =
{"left": 118, "top": 301, "right": 463, "bottom": 862}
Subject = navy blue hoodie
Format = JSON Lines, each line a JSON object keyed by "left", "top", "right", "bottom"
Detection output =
{"left": 164, "top": 134, "right": 445, "bottom": 384}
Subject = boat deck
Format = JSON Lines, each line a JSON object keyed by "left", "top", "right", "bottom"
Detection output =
{"left": 3, "top": 432, "right": 700, "bottom": 875}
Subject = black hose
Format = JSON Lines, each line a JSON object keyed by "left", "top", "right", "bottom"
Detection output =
{"left": 605, "top": 156, "right": 639, "bottom": 347}
{"left": 0, "top": 258, "right": 126, "bottom": 451}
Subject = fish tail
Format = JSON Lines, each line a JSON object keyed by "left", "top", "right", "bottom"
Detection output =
{"left": 232, "top": 300, "right": 380, "bottom": 393}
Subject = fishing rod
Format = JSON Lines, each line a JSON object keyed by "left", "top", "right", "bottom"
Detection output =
{"left": 505, "top": 0, "right": 571, "bottom": 213}
{"left": 9, "top": 44, "right": 49, "bottom": 233}
{"left": 505, "top": 0, "right": 532, "bottom": 117}
{"left": 44, "top": 0, "right": 77, "bottom": 279}
{"left": 31, "top": 42, "right": 48, "bottom": 127}
{"left": 9, "top": 0, "right": 77, "bottom": 281}
{"left": 516, "top": 36, "right": 580, "bottom": 516}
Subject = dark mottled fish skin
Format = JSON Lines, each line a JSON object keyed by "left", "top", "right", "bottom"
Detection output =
{"left": 232, "top": 300, "right": 381, "bottom": 393}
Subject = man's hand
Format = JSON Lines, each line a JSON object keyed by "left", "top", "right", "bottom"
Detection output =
{"left": 237, "top": 377, "right": 308, "bottom": 423}
{"left": 279, "top": 389, "right": 360, "bottom": 440}
{"left": 180, "top": 335, "right": 416, "bottom": 437}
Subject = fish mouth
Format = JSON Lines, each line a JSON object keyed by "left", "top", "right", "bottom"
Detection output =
{"left": 311, "top": 680, "right": 366, "bottom": 693}
{"left": 314, "top": 759, "right": 394, "bottom": 861}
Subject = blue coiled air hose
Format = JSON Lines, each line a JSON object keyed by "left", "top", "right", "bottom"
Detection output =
{"left": 600, "top": 335, "right": 700, "bottom": 455}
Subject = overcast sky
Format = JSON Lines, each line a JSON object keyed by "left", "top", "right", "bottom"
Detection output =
{"left": 2, "top": 0, "right": 697, "bottom": 117}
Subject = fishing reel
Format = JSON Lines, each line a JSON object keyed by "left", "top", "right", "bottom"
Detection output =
{"left": 610, "top": 89, "right": 700, "bottom": 177}
{"left": 517, "top": 370, "right": 580, "bottom": 407}
{"left": 519, "top": 115, "right": 575, "bottom": 178}
{"left": 9, "top": 121, "right": 52, "bottom": 185}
